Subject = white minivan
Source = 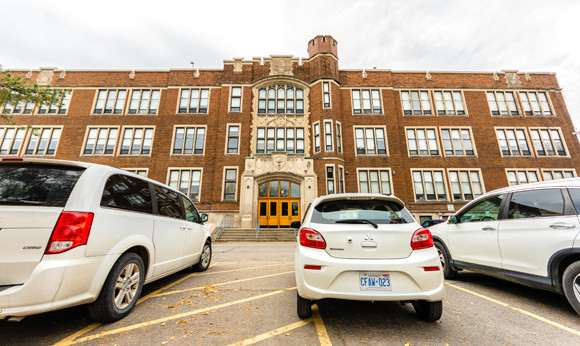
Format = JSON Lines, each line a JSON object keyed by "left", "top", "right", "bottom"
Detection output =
{"left": 0, "top": 158, "right": 212, "bottom": 322}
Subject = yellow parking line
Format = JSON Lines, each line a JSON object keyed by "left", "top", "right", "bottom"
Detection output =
{"left": 228, "top": 318, "right": 314, "bottom": 345}
{"left": 312, "top": 304, "right": 332, "bottom": 345}
{"left": 53, "top": 323, "right": 100, "bottom": 346}
{"left": 68, "top": 287, "right": 297, "bottom": 344}
{"left": 446, "top": 282, "right": 580, "bottom": 336}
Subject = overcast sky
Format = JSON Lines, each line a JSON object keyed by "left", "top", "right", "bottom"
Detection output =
{"left": 2, "top": 0, "right": 579, "bottom": 127}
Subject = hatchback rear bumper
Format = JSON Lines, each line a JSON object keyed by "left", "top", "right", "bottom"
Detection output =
{"left": 295, "top": 246, "right": 445, "bottom": 302}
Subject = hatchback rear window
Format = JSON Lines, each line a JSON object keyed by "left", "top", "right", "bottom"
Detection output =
{"left": 312, "top": 199, "right": 415, "bottom": 224}
{"left": 0, "top": 164, "right": 85, "bottom": 207}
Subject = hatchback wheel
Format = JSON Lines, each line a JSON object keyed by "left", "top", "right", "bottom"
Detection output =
{"left": 297, "top": 294, "right": 312, "bottom": 319}
{"left": 562, "top": 261, "right": 580, "bottom": 315}
{"left": 88, "top": 252, "right": 144, "bottom": 322}
{"left": 412, "top": 300, "right": 443, "bottom": 322}
{"left": 192, "top": 241, "right": 212, "bottom": 272}
{"left": 435, "top": 242, "right": 457, "bottom": 279}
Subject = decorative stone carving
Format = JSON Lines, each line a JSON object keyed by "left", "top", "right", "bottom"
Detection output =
{"left": 362, "top": 69, "right": 367, "bottom": 79}
{"left": 233, "top": 58, "right": 243, "bottom": 74}
{"left": 426, "top": 71, "right": 432, "bottom": 81}
{"left": 269, "top": 57, "right": 293, "bottom": 76}
{"left": 26, "top": 70, "right": 33, "bottom": 79}
{"left": 129, "top": 70, "right": 135, "bottom": 79}
{"left": 493, "top": 72, "right": 500, "bottom": 82}
{"left": 525, "top": 72, "right": 531, "bottom": 82}
{"left": 59, "top": 70, "right": 66, "bottom": 79}
{"left": 505, "top": 71, "right": 522, "bottom": 88}
{"left": 36, "top": 69, "right": 54, "bottom": 85}
{"left": 194, "top": 68, "right": 200, "bottom": 78}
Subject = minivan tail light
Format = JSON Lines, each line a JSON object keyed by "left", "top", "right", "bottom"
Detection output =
{"left": 299, "top": 228, "right": 326, "bottom": 249}
{"left": 411, "top": 228, "right": 433, "bottom": 250}
{"left": 46, "top": 212, "right": 94, "bottom": 254}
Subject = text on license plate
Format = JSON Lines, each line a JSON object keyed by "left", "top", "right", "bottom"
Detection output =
{"left": 359, "top": 273, "right": 392, "bottom": 291}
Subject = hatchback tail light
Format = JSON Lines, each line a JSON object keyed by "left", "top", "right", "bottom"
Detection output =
{"left": 46, "top": 212, "right": 94, "bottom": 254}
{"left": 411, "top": 228, "right": 433, "bottom": 250}
{"left": 299, "top": 227, "right": 326, "bottom": 249}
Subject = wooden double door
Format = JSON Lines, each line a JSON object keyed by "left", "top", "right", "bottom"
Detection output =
{"left": 258, "top": 180, "right": 300, "bottom": 228}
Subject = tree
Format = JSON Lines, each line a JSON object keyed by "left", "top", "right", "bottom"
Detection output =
{"left": 1, "top": 67, "right": 69, "bottom": 124}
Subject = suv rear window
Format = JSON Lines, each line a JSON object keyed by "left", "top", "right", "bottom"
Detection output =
{"left": 0, "top": 164, "right": 85, "bottom": 207}
{"left": 312, "top": 199, "right": 415, "bottom": 224}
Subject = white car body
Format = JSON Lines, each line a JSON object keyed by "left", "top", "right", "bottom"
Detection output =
{"left": 295, "top": 194, "right": 445, "bottom": 320}
{"left": 0, "top": 158, "right": 211, "bottom": 320}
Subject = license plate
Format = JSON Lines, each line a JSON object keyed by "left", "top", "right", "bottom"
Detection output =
{"left": 359, "top": 273, "right": 392, "bottom": 291}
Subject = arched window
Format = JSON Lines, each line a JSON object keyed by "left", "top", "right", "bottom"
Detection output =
{"left": 258, "top": 85, "right": 304, "bottom": 114}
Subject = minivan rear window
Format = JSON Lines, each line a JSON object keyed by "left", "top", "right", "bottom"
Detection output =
{"left": 312, "top": 199, "right": 415, "bottom": 224}
{"left": 0, "top": 164, "right": 85, "bottom": 207}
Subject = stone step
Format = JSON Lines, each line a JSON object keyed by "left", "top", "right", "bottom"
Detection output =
{"left": 217, "top": 228, "right": 296, "bottom": 242}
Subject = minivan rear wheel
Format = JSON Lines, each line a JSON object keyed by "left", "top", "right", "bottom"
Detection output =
{"left": 562, "top": 260, "right": 580, "bottom": 315}
{"left": 192, "top": 241, "right": 212, "bottom": 272}
{"left": 297, "top": 294, "right": 312, "bottom": 319}
{"left": 412, "top": 300, "right": 443, "bottom": 322}
{"left": 88, "top": 252, "right": 144, "bottom": 322}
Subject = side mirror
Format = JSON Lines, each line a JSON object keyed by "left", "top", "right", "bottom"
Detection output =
{"left": 448, "top": 215, "right": 457, "bottom": 224}
{"left": 200, "top": 214, "right": 208, "bottom": 223}
{"left": 291, "top": 221, "right": 301, "bottom": 229}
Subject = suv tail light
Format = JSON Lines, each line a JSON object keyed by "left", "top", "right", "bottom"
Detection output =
{"left": 46, "top": 212, "right": 94, "bottom": 254}
{"left": 299, "top": 227, "right": 326, "bottom": 249}
{"left": 411, "top": 228, "right": 433, "bottom": 250}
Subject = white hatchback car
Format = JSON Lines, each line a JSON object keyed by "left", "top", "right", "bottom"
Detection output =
{"left": 430, "top": 178, "right": 580, "bottom": 315}
{"left": 0, "top": 158, "right": 212, "bottom": 322}
{"left": 294, "top": 194, "right": 445, "bottom": 322}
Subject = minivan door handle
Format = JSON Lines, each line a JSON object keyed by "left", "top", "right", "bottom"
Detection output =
{"left": 482, "top": 226, "right": 496, "bottom": 232}
{"left": 549, "top": 223, "right": 576, "bottom": 230}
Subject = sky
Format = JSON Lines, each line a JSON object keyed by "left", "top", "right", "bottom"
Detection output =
{"left": 1, "top": 0, "right": 579, "bottom": 128}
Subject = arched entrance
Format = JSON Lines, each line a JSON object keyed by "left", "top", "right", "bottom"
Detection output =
{"left": 258, "top": 180, "right": 301, "bottom": 228}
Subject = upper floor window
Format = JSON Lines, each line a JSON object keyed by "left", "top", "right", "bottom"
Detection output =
{"left": 119, "top": 127, "right": 154, "bottom": 156}
{"left": 223, "top": 168, "right": 238, "bottom": 201}
{"left": 230, "top": 87, "right": 242, "bottom": 112}
{"left": 506, "top": 169, "right": 540, "bottom": 186}
{"left": 257, "top": 85, "right": 304, "bottom": 114}
{"left": 172, "top": 126, "right": 205, "bottom": 155}
{"left": 543, "top": 169, "right": 576, "bottom": 180}
{"left": 519, "top": 91, "right": 553, "bottom": 116}
{"left": 441, "top": 128, "right": 475, "bottom": 156}
{"left": 94, "top": 89, "right": 127, "bottom": 114}
{"left": 496, "top": 128, "right": 532, "bottom": 156}
{"left": 256, "top": 127, "right": 304, "bottom": 154}
{"left": 326, "top": 165, "right": 335, "bottom": 194}
{"left": 323, "top": 82, "right": 331, "bottom": 108}
{"left": 406, "top": 128, "right": 438, "bottom": 156}
{"left": 179, "top": 88, "right": 209, "bottom": 114}
{"left": 338, "top": 166, "right": 345, "bottom": 193}
{"left": 336, "top": 122, "right": 342, "bottom": 153}
{"left": 352, "top": 89, "right": 381, "bottom": 114}
{"left": 0, "top": 127, "right": 26, "bottom": 155}
{"left": 168, "top": 168, "right": 202, "bottom": 202}
{"left": 401, "top": 91, "right": 432, "bottom": 115}
{"left": 434, "top": 91, "right": 465, "bottom": 115}
{"left": 530, "top": 128, "right": 567, "bottom": 157}
{"left": 412, "top": 170, "right": 447, "bottom": 201}
{"left": 1, "top": 100, "right": 35, "bottom": 115}
{"left": 128, "top": 89, "right": 160, "bottom": 114}
{"left": 38, "top": 92, "right": 72, "bottom": 115}
{"left": 313, "top": 123, "right": 320, "bottom": 153}
{"left": 354, "top": 127, "right": 387, "bottom": 155}
{"left": 324, "top": 121, "right": 333, "bottom": 151}
{"left": 226, "top": 125, "right": 240, "bottom": 154}
{"left": 83, "top": 127, "right": 119, "bottom": 156}
{"left": 486, "top": 91, "right": 519, "bottom": 116}
{"left": 358, "top": 169, "right": 391, "bottom": 195}
{"left": 24, "top": 127, "right": 62, "bottom": 156}
{"left": 448, "top": 169, "right": 484, "bottom": 201}
{"left": 2, "top": 90, "right": 72, "bottom": 115}
{"left": 124, "top": 168, "right": 148, "bottom": 177}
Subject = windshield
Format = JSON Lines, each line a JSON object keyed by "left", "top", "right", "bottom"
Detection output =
{"left": 0, "top": 164, "right": 85, "bottom": 207}
{"left": 312, "top": 199, "right": 415, "bottom": 224}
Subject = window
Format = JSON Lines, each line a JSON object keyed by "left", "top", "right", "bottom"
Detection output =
{"left": 2, "top": 100, "right": 35, "bottom": 115}
{"left": 168, "top": 168, "right": 202, "bottom": 202}
{"left": 226, "top": 125, "right": 240, "bottom": 154}
{"left": 38, "top": 91, "right": 72, "bottom": 115}
{"left": 257, "top": 85, "right": 304, "bottom": 114}
{"left": 223, "top": 168, "right": 238, "bottom": 201}
{"left": 128, "top": 89, "right": 160, "bottom": 114}
{"left": 448, "top": 169, "right": 484, "bottom": 201}
{"left": 124, "top": 168, "right": 148, "bottom": 177}
{"left": 323, "top": 82, "right": 331, "bottom": 108}
{"left": 434, "top": 91, "right": 465, "bottom": 115}
{"left": 94, "top": 89, "right": 127, "bottom": 114}
{"left": 530, "top": 128, "right": 567, "bottom": 156}
{"left": 256, "top": 127, "right": 304, "bottom": 154}
{"left": 0, "top": 127, "right": 26, "bottom": 155}
{"left": 172, "top": 126, "right": 205, "bottom": 155}
{"left": 24, "top": 127, "right": 62, "bottom": 156}
{"left": 313, "top": 123, "right": 320, "bottom": 152}
{"left": 440, "top": 128, "right": 475, "bottom": 156}
{"left": 354, "top": 127, "right": 387, "bottom": 155}
{"left": 3, "top": 91, "right": 72, "bottom": 115}
{"left": 336, "top": 122, "right": 342, "bottom": 153}
{"left": 506, "top": 169, "right": 540, "bottom": 186}
{"left": 100, "top": 174, "right": 153, "bottom": 214}
{"left": 338, "top": 166, "right": 345, "bottom": 193}
{"left": 406, "top": 128, "right": 438, "bottom": 156}
{"left": 358, "top": 169, "right": 391, "bottom": 195}
{"left": 412, "top": 170, "right": 447, "bottom": 201}
{"left": 401, "top": 91, "right": 432, "bottom": 115}
{"left": 230, "top": 87, "right": 242, "bottom": 112}
{"left": 486, "top": 91, "right": 519, "bottom": 116}
{"left": 181, "top": 195, "right": 201, "bottom": 223}
{"left": 178, "top": 88, "right": 209, "bottom": 114}
{"left": 508, "top": 189, "right": 564, "bottom": 219}
{"left": 519, "top": 91, "right": 553, "bottom": 116}
{"left": 495, "top": 128, "right": 532, "bottom": 156}
{"left": 457, "top": 195, "right": 504, "bottom": 223}
{"left": 154, "top": 185, "right": 184, "bottom": 219}
{"left": 119, "top": 127, "right": 154, "bottom": 156}
{"left": 543, "top": 169, "right": 576, "bottom": 181}
{"left": 82, "top": 127, "right": 119, "bottom": 156}
{"left": 326, "top": 165, "right": 335, "bottom": 194}
{"left": 352, "top": 89, "right": 381, "bottom": 114}
{"left": 324, "top": 121, "right": 333, "bottom": 151}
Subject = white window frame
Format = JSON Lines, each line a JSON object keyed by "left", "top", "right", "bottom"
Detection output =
{"left": 127, "top": 89, "right": 161, "bottom": 115}
{"left": 325, "top": 164, "right": 336, "bottom": 195}
{"left": 357, "top": 168, "right": 392, "bottom": 195}
{"left": 528, "top": 127, "right": 569, "bottom": 157}
{"left": 313, "top": 122, "right": 321, "bottom": 153}
{"left": 447, "top": 168, "right": 485, "bottom": 202}
{"left": 338, "top": 165, "right": 345, "bottom": 193}
{"left": 229, "top": 86, "right": 242, "bottom": 113}
{"left": 486, "top": 91, "right": 520, "bottom": 117}
{"left": 505, "top": 169, "right": 541, "bottom": 186}
{"left": 124, "top": 168, "right": 149, "bottom": 177}
{"left": 322, "top": 81, "right": 331, "bottom": 109}
{"left": 433, "top": 90, "right": 466, "bottom": 116}
{"left": 222, "top": 167, "right": 239, "bottom": 201}
{"left": 353, "top": 126, "right": 388, "bottom": 156}
{"left": 81, "top": 126, "right": 120, "bottom": 156}
{"left": 351, "top": 89, "right": 382, "bottom": 115}
{"left": 411, "top": 169, "right": 448, "bottom": 202}
{"left": 22, "top": 126, "right": 63, "bottom": 157}
{"left": 177, "top": 88, "right": 210, "bottom": 114}
{"left": 0, "top": 126, "right": 27, "bottom": 156}
{"left": 225, "top": 123, "right": 241, "bottom": 155}
{"left": 405, "top": 127, "right": 440, "bottom": 157}
{"left": 167, "top": 167, "right": 203, "bottom": 202}
{"left": 323, "top": 120, "right": 334, "bottom": 152}
{"left": 37, "top": 90, "right": 72, "bottom": 115}
{"left": 336, "top": 121, "right": 343, "bottom": 153}
{"left": 401, "top": 90, "right": 433, "bottom": 116}
{"left": 92, "top": 89, "right": 128, "bottom": 115}
{"left": 519, "top": 91, "right": 554, "bottom": 117}
{"left": 542, "top": 169, "right": 577, "bottom": 181}
{"left": 171, "top": 125, "right": 207, "bottom": 156}
{"left": 257, "top": 84, "right": 304, "bottom": 115}
{"left": 440, "top": 127, "right": 477, "bottom": 157}
{"left": 255, "top": 127, "right": 304, "bottom": 154}
{"left": 495, "top": 127, "right": 533, "bottom": 157}
{"left": 117, "top": 126, "right": 155, "bottom": 156}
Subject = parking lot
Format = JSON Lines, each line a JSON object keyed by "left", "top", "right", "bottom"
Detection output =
{"left": 1, "top": 242, "right": 580, "bottom": 345}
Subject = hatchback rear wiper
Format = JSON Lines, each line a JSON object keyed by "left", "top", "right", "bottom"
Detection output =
{"left": 335, "top": 219, "right": 378, "bottom": 229}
